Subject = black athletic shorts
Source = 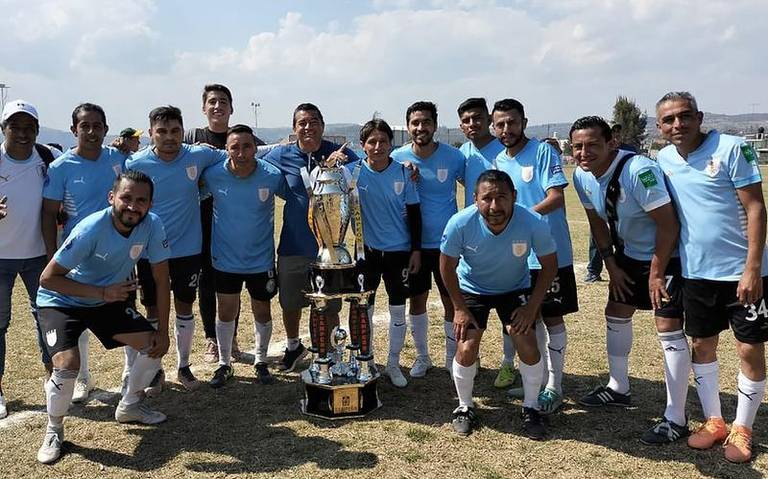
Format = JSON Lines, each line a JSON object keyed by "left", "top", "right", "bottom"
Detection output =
{"left": 462, "top": 288, "right": 531, "bottom": 330}
{"left": 530, "top": 265, "right": 579, "bottom": 317}
{"left": 610, "top": 254, "right": 684, "bottom": 318}
{"left": 38, "top": 302, "right": 155, "bottom": 356}
{"left": 683, "top": 277, "right": 768, "bottom": 343}
{"left": 358, "top": 246, "right": 411, "bottom": 305}
{"left": 409, "top": 248, "right": 448, "bottom": 297}
{"left": 214, "top": 268, "right": 278, "bottom": 301}
{"left": 137, "top": 254, "right": 201, "bottom": 307}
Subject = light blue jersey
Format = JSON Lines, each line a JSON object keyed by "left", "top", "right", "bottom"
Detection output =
{"left": 202, "top": 159, "right": 288, "bottom": 274}
{"left": 43, "top": 146, "right": 126, "bottom": 238}
{"left": 350, "top": 159, "right": 419, "bottom": 252}
{"left": 460, "top": 138, "right": 503, "bottom": 208}
{"left": 494, "top": 138, "right": 573, "bottom": 268}
{"left": 392, "top": 142, "right": 465, "bottom": 249}
{"left": 441, "top": 204, "right": 556, "bottom": 295}
{"left": 125, "top": 144, "right": 226, "bottom": 258}
{"left": 37, "top": 208, "right": 170, "bottom": 308}
{"left": 657, "top": 130, "right": 768, "bottom": 280}
{"left": 573, "top": 152, "right": 672, "bottom": 261}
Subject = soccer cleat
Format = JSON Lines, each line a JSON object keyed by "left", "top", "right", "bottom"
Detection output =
{"left": 583, "top": 273, "right": 602, "bottom": 283}
{"left": 71, "top": 375, "right": 94, "bottom": 403}
{"left": 177, "top": 366, "right": 201, "bottom": 391}
{"left": 724, "top": 425, "right": 753, "bottom": 463}
{"left": 0, "top": 393, "right": 7, "bottom": 419}
{"left": 578, "top": 386, "right": 631, "bottom": 407}
{"left": 209, "top": 365, "right": 233, "bottom": 389}
{"left": 203, "top": 338, "right": 219, "bottom": 364}
{"left": 410, "top": 355, "right": 433, "bottom": 378}
{"left": 115, "top": 399, "right": 167, "bottom": 424}
{"left": 687, "top": 417, "right": 728, "bottom": 450}
{"left": 640, "top": 417, "right": 689, "bottom": 445}
{"left": 37, "top": 426, "right": 63, "bottom": 464}
{"left": 384, "top": 363, "right": 408, "bottom": 388}
{"left": 537, "top": 387, "right": 564, "bottom": 415}
{"left": 521, "top": 407, "right": 547, "bottom": 440}
{"left": 278, "top": 343, "right": 308, "bottom": 372}
{"left": 144, "top": 369, "right": 166, "bottom": 398}
{"left": 451, "top": 407, "right": 478, "bottom": 436}
{"left": 494, "top": 362, "right": 518, "bottom": 389}
{"left": 254, "top": 362, "right": 274, "bottom": 385}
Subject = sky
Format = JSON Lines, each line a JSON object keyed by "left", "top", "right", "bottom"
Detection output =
{"left": 1, "top": 0, "right": 766, "bottom": 133}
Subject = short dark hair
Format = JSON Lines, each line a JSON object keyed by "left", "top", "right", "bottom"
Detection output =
{"left": 492, "top": 98, "right": 525, "bottom": 118}
{"left": 359, "top": 118, "right": 393, "bottom": 143}
{"left": 293, "top": 103, "right": 324, "bottom": 127}
{"left": 569, "top": 116, "right": 612, "bottom": 141}
{"left": 406, "top": 101, "right": 438, "bottom": 124}
{"left": 202, "top": 84, "right": 233, "bottom": 105}
{"left": 71, "top": 103, "right": 107, "bottom": 128}
{"left": 476, "top": 169, "right": 515, "bottom": 194}
{"left": 113, "top": 169, "right": 154, "bottom": 200}
{"left": 457, "top": 98, "right": 488, "bottom": 116}
{"left": 226, "top": 124, "right": 257, "bottom": 143}
{"left": 149, "top": 105, "right": 183, "bottom": 127}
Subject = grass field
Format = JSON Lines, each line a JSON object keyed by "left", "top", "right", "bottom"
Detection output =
{"left": 0, "top": 165, "right": 765, "bottom": 478}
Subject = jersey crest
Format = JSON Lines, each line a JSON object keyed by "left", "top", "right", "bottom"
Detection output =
{"left": 706, "top": 157, "right": 721, "bottom": 177}
{"left": 521, "top": 166, "right": 534, "bottom": 183}
{"left": 393, "top": 181, "right": 404, "bottom": 195}
{"left": 258, "top": 188, "right": 270, "bottom": 202}
{"left": 437, "top": 168, "right": 448, "bottom": 183}
{"left": 186, "top": 165, "right": 198, "bottom": 181}
{"left": 129, "top": 244, "right": 144, "bottom": 260}
{"left": 512, "top": 241, "right": 528, "bottom": 257}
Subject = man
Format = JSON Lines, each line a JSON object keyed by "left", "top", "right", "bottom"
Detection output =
{"left": 35, "top": 170, "right": 171, "bottom": 464}
{"left": 42, "top": 103, "right": 126, "bottom": 403}
{"left": 126, "top": 106, "right": 227, "bottom": 390}
{"left": 119, "top": 128, "right": 143, "bottom": 153}
{"left": 263, "top": 103, "right": 358, "bottom": 372}
{"left": 656, "top": 91, "right": 768, "bottom": 463}
{"left": 440, "top": 169, "right": 557, "bottom": 438}
{"left": 570, "top": 116, "right": 690, "bottom": 444}
{"left": 0, "top": 100, "right": 60, "bottom": 419}
{"left": 201, "top": 125, "right": 287, "bottom": 386}
{"left": 391, "top": 101, "right": 465, "bottom": 378}
{"left": 491, "top": 99, "right": 578, "bottom": 414}
{"left": 457, "top": 97, "right": 518, "bottom": 390}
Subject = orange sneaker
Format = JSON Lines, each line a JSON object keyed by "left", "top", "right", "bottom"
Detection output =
{"left": 687, "top": 417, "right": 728, "bottom": 449}
{"left": 724, "top": 425, "right": 753, "bottom": 463}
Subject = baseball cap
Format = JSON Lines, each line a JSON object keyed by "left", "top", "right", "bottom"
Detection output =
{"left": 119, "top": 127, "right": 143, "bottom": 138}
{"left": 1, "top": 99, "right": 39, "bottom": 122}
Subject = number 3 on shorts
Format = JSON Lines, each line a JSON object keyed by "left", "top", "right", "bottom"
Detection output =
{"left": 745, "top": 299, "right": 768, "bottom": 322}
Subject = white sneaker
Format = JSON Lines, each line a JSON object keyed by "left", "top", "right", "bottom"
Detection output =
{"left": 0, "top": 393, "right": 7, "bottom": 419}
{"left": 115, "top": 399, "right": 167, "bottom": 424}
{"left": 37, "top": 426, "right": 63, "bottom": 464}
{"left": 384, "top": 363, "right": 408, "bottom": 388}
{"left": 71, "top": 375, "right": 93, "bottom": 403}
{"left": 410, "top": 355, "right": 433, "bottom": 378}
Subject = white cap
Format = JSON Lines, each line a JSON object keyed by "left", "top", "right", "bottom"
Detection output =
{"left": 1, "top": 99, "right": 39, "bottom": 123}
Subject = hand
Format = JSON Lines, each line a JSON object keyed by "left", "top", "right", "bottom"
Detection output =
{"left": 408, "top": 251, "right": 421, "bottom": 274}
{"left": 110, "top": 137, "right": 132, "bottom": 155}
{"left": 452, "top": 308, "right": 479, "bottom": 343}
{"left": 606, "top": 262, "right": 635, "bottom": 303}
{"left": 402, "top": 161, "right": 420, "bottom": 182}
{"left": 326, "top": 142, "right": 349, "bottom": 167}
{"left": 147, "top": 330, "right": 170, "bottom": 358}
{"left": 195, "top": 142, "right": 217, "bottom": 150}
{"left": 509, "top": 304, "right": 538, "bottom": 335}
{"left": 738, "top": 267, "right": 763, "bottom": 306}
{"left": 102, "top": 280, "right": 139, "bottom": 302}
{"left": 649, "top": 274, "right": 670, "bottom": 310}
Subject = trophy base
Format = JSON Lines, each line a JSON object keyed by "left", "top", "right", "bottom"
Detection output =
{"left": 299, "top": 369, "right": 382, "bottom": 420}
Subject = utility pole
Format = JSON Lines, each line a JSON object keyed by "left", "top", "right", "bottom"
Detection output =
{"left": 0, "top": 84, "right": 10, "bottom": 112}
{"left": 250, "top": 101, "right": 261, "bottom": 136}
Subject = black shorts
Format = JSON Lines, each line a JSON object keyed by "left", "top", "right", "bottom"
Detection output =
{"left": 610, "top": 254, "right": 684, "bottom": 319}
{"left": 38, "top": 302, "right": 155, "bottom": 356}
{"left": 214, "top": 268, "right": 278, "bottom": 301}
{"left": 409, "top": 248, "right": 448, "bottom": 297}
{"left": 359, "top": 246, "right": 411, "bottom": 305}
{"left": 530, "top": 265, "right": 579, "bottom": 317}
{"left": 138, "top": 254, "right": 201, "bottom": 307}
{"left": 462, "top": 289, "right": 531, "bottom": 330}
{"left": 683, "top": 277, "right": 768, "bottom": 343}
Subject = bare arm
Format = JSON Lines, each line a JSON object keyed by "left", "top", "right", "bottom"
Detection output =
{"left": 584, "top": 208, "right": 634, "bottom": 302}
{"left": 39, "top": 260, "right": 137, "bottom": 302}
{"left": 42, "top": 199, "right": 62, "bottom": 260}
{"left": 439, "top": 253, "right": 478, "bottom": 342}
{"left": 532, "top": 186, "right": 565, "bottom": 215}
{"left": 509, "top": 252, "right": 557, "bottom": 335}
{"left": 646, "top": 203, "right": 680, "bottom": 308}
{"left": 736, "top": 183, "right": 767, "bottom": 305}
{"left": 146, "top": 260, "right": 171, "bottom": 358}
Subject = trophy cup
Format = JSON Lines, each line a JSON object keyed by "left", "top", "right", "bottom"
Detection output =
{"left": 298, "top": 153, "right": 381, "bottom": 419}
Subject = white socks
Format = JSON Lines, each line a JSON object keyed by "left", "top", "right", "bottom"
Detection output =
{"left": 502, "top": 329, "right": 516, "bottom": 366}
{"left": 46, "top": 368, "right": 77, "bottom": 418}
{"left": 175, "top": 314, "right": 195, "bottom": 369}
{"left": 123, "top": 346, "right": 138, "bottom": 378}
{"left": 388, "top": 305, "right": 407, "bottom": 365}
{"left": 658, "top": 330, "right": 690, "bottom": 425}
{"left": 734, "top": 371, "right": 765, "bottom": 428}
{"left": 545, "top": 323, "right": 567, "bottom": 393}
{"left": 254, "top": 321, "right": 273, "bottom": 365}
{"left": 452, "top": 359, "right": 477, "bottom": 409}
{"left": 535, "top": 319, "right": 550, "bottom": 385}
{"left": 444, "top": 321, "right": 456, "bottom": 367}
{"left": 216, "top": 319, "right": 236, "bottom": 367}
{"left": 518, "top": 357, "right": 544, "bottom": 409}
{"left": 606, "top": 315, "right": 633, "bottom": 394}
{"left": 409, "top": 312, "right": 429, "bottom": 358}
{"left": 122, "top": 353, "right": 161, "bottom": 405}
{"left": 77, "top": 331, "right": 90, "bottom": 378}
{"left": 692, "top": 361, "right": 722, "bottom": 419}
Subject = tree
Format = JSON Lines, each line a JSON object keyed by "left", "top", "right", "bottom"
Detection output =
{"left": 612, "top": 96, "right": 647, "bottom": 150}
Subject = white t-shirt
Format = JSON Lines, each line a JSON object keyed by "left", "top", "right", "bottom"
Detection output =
{"left": 0, "top": 143, "right": 61, "bottom": 259}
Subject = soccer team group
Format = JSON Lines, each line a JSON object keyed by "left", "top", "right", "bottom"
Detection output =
{"left": 0, "top": 85, "right": 765, "bottom": 465}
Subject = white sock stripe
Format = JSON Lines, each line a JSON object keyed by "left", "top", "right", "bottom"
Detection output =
{"left": 658, "top": 331, "right": 686, "bottom": 341}
{"left": 606, "top": 315, "right": 633, "bottom": 324}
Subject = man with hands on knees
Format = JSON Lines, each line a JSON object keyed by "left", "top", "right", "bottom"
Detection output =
{"left": 439, "top": 169, "right": 557, "bottom": 439}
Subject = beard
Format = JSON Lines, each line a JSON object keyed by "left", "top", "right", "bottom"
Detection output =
{"left": 114, "top": 207, "right": 146, "bottom": 230}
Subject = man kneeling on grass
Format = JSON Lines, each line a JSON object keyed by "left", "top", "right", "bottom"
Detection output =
{"left": 440, "top": 169, "right": 557, "bottom": 438}
{"left": 35, "top": 170, "right": 171, "bottom": 464}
